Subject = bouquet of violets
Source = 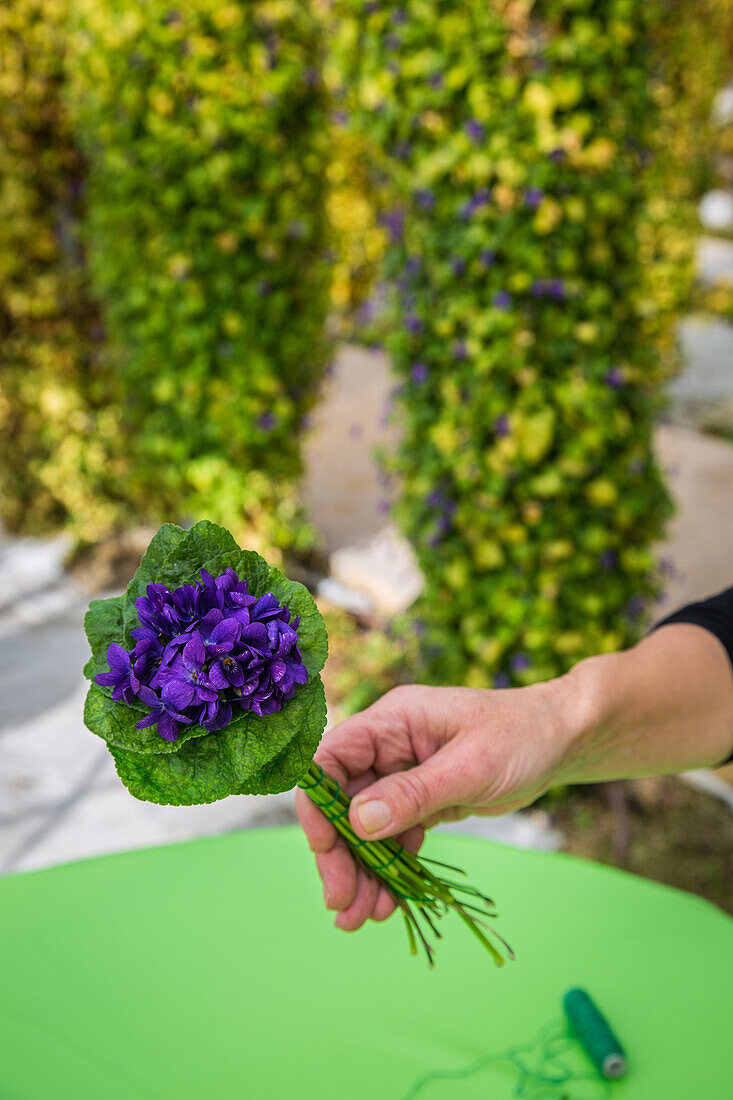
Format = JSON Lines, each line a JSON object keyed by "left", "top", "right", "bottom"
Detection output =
{"left": 84, "top": 521, "right": 512, "bottom": 967}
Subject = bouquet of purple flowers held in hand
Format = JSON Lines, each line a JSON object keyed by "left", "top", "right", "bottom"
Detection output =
{"left": 84, "top": 521, "right": 512, "bottom": 968}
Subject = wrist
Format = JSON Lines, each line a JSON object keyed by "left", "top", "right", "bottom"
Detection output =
{"left": 545, "top": 651, "right": 631, "bottom": 785}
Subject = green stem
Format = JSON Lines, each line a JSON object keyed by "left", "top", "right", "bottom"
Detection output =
{"left": 298, "top": 761, "right": 513, "bottom": 968}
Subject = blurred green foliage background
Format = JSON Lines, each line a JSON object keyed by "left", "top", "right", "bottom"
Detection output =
{"left": 1, "top": 0, "right": 732, "bottom": 686}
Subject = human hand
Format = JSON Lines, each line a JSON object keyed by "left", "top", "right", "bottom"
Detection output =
{"left": 295, "top": 679, "right": 574, "bottom": 933}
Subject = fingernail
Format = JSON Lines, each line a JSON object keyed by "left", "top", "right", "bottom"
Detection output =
{"left": 356, "top": 799, "right": 391, "bottom": 834}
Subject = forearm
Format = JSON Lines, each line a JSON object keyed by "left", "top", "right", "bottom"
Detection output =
{"left": 553, "top": 624, "right": 733, "bottom": 784}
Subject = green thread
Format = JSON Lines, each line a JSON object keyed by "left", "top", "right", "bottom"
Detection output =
{"left": 401, "top": 1019, "right": 614, "bottom": 1100}
{"left": 328, "top": 806, "right": 350, "bottom": 823}
{"left": 297, "top": 764, "right": 324, "bottom": 791}
{"left": 371, "top": 846, "right": 404, "bottom": 871}
{"left": 314, "top": 783, "right": 341, "bottom": 811}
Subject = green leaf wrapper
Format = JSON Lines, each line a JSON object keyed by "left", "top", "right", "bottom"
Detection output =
{"left": 83, "top": 521, "right": 328, "bottom": 803}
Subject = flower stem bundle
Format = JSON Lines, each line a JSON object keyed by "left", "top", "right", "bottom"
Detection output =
{"left": 299, "top": 762, "right": 512, "bottom": 967}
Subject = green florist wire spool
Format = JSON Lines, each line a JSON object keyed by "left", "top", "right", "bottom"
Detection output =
{"left": 563, "top": 988, "right": 628, "bottom": 1080}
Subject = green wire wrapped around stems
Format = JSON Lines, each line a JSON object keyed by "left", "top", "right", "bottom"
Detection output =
{"left": 298, "top": 762, "right": 514, "bottom": 968}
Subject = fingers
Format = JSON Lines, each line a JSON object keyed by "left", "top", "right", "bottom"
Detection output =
{"left": 371, "top": 886, "right": 397, "bottom": 922}
{"left": 295, "top": 786, "right": 337, "bottom": 854}
{"left": 334, "top": 864, "right": 380, "bottom": 932}
{"left": 349, "top": 741, "right": 474, "bottom": 840}
{"left": 316, "top": 840, "right": 357, "bottom": 912}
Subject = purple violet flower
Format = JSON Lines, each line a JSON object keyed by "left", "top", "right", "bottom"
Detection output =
{"left": 95, "top": 643, "right": 140, "bottom": 706}
{"left": 492, "top": 290, "right": 512, "bottom": 310}
{"left": 95, "top": 570, "right": 310, "bottom": 743}
{"left": 525, "top": 187, "right": 544, "bottom": 210}
{"left": 494, "top": 415, "right": 511, "bottom": 437}
{"left": 411, "top": 362, "right": 428, "bottom": 383}
{"left": 605, "top": 367, "right": 624, "bottom": 390}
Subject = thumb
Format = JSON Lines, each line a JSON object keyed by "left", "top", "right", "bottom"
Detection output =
{"left": 349, "top": 745, "right": 470, "bottom": 839}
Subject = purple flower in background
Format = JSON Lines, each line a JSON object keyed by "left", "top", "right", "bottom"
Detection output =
{"left": 464, "top": 119, "right": 485, "bottom": 144}
{"left": 95, "top": 571, "right": 309, "bottom": 743}
{"left": 382, "top": 207, "right": 405, "bottom": 242}
{"left": 626, "top": 595, "right": 646, "bottom": 620}
{"left": 525, "top": 187, "right": 544, "bottom": 210}
{"left": 377, "top": 499, "right": 390, "bottom": 515}
{"left": 415, "top": 189, "right": 436, "bottom": 210}
{"left": 493, "top": 415, "right": 511, "bottom": 437}
{"left": 429, "top": 73, "right": 444, "bottom": 90}
{"left": 461, "top": 187, "right": 491, "bottom": 219}
{"left": 492, "top": 290, "right": 512, "bottom": 310}
{"left": 392, "top": 6, "right": 407, "bottom": 23}
{"left": 509, "top": 653, "right": 531, "bottom": 673}
{"left": 605, "top": 367, "right": 624, "bottom": 390}
{"left": 393, "top": 140, "right": 412, "bottom": 160}
{"left": 548, "top": 148, "right": 566, "bottom": 164}
{"left": 453, "top": 340, "right": 468, "bottom": 360}
{"left": 258, "top": 411, "right": 277, "bottom": 431}
{"left": 405, "top": 255, "right": 421, "bottom": 276}
{"left": 493, "top": 672, "right": 511, "bottom": 689}
{"left": 405, "top": 315, "right": 423, "bottom": 334}
{"left": 600, "top": 549, "right": 618, "bottom": 570}
{"left": 411, "top": 362, "right": 428, "bottom": 383}
{"left": 452, "top": 257, "right": 466, "bottom": 276}
{"left": 531, "top": 278, "right": 565, "bottom": 301}
{"left": 479, "top": 249, "right": 496, "bottom": 268}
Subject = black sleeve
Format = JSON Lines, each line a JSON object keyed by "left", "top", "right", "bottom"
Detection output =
{"left": 652, "top": 586, "right": 733, "bottom": 766}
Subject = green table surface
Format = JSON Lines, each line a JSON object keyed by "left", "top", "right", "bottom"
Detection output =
{"left": 0, "top": 826, "right": 731, "bottom": 1099}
